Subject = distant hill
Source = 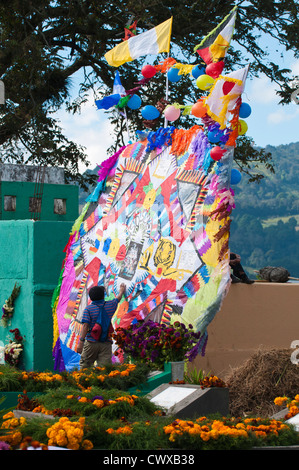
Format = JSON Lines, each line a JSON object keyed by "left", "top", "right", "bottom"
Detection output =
{"left": 231, "top": 141, "right": 299, "bottom": 278}
{"left": 233, "top": 142, "right": 299, "bottom": 219}
{"left": 79, "top": 141, "right": 299, "bottom": 278}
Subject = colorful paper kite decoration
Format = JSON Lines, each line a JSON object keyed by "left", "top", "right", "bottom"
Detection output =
{"left": 52, "top": 8, "right": 250, "bottom": 371}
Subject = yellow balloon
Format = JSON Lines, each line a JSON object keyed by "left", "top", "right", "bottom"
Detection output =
{"left": 196, "top": 74, "right": 215, "bottom": 90}
{"left": 239, "top": 119, "right": 248, "bottom": 135}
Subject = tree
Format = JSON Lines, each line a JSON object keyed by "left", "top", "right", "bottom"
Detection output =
{"left": 0, "top": 0, "right": 298, "bottom": 186}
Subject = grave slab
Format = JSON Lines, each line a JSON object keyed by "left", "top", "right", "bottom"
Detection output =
{"left": 148, "top": 383, "right": 229, "bottom": 419}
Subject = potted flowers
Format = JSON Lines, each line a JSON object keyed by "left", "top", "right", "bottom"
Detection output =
{"left": 113, "top": 320, "right": 202, "bottom": 381}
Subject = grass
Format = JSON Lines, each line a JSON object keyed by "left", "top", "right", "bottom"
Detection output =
{"left": 261, "top": 214, "right": 299, "bottom": 228}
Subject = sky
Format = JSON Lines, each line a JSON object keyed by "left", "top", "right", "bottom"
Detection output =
{"left": 55, "top": 45, "right": 299, "bottom": 174}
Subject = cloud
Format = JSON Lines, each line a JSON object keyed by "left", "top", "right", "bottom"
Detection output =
{"left": 246, "top": 75, "right": 279, "bottom": 105}
{"left": 267, "top": 107, "right": 299, "bottom": 124}
{"left": 55, "top": 92, "right": 117, "bottom": 171}
{"left": 291, "top": 59, "right": 299, "bottom": 77}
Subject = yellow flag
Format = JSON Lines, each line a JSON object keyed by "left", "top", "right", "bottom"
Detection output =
{"left": 105, "top": 18, "right": 173, "bottom": 67}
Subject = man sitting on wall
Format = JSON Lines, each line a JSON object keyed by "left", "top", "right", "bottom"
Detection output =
{"left": 230, "top": 252, "right": 254, "bottom": 284}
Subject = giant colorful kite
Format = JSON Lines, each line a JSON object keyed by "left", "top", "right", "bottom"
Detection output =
{"left": 52, "top": 8, "right": 251, "bottom": 371}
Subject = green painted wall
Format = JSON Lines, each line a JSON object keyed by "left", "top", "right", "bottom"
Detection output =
{"left": 1, "top": 181, "right": 78, "bottom": 221}
{"left": 0, "top": 220, "right": 73, "bottom": 371}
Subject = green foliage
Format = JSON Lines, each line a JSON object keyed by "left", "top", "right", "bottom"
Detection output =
{"left": 1, "top": 1, "right": 299, "bottom": 184}
{"left": 0, "top": 365, "right": 23, "bottom": 391}
{"left": 35, "top": 386, "right": 159, "bottom": 420}
{"left": 230, "top": 142, "right": 299, "bottom": 277}
{"left": 184, "top": 367, "right": 211, "bottom": 384}
{"left": 1, "top": 363, "right": 299, "bottom": 450}
{"left": 84, "top": 416, "right": 169, "bottom": 450}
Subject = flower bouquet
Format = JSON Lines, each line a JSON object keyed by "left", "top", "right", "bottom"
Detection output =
{"left": 1, "top": 283, "right": 21, "bottom": 327}
{"left": 1, "top": 329, "right": 24, "bottom": 367}
{"left": 113, "top": 320, "right": 202, "bottom": 369}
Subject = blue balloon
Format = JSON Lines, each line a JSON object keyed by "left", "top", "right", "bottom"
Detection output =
{"left": 230, "top": 168, "right": 242, "bottom": 185}
{"left": 141, "top": 105, "right": 160, "bottom": 120}
{"left": 239, "top": 102, "right": 252, "bottom": 119}
{"left": 167, "top": 67, "right": 181, "bottom": 83}
{"left": 127, "top": 94, "right": 142, "bottom": 110}
{"left": 207, "top": 129, "right": 221, "bottom": 143}
{"left": 192, "top": 65, "right": 205, "bottom": 79}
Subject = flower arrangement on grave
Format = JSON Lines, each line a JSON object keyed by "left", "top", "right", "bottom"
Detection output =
{"left": 1, "top": 283, "right": 21, "bottom": 327}
{"left": 1, "top": 329, "right": 24, "bottom": 367}
{"left": 274, "top": 394, "right": 299, "bottom": 419}
{"left": 113, "top": 320, "right": 202, "bottom": 369}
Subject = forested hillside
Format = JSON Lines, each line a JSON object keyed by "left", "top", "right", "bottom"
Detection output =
{"left": 231, "top": 142, "right": 299, "bottom": 278}
{"left": 79, "top": 141, "right": 299, "bottom": 278}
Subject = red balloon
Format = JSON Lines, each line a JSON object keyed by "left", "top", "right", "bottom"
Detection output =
{"left": 141, "top": 64, "right": 157, "bottom": 79}
{"left": 210, "top": 146, "right": 225, "bottom": 161}
{"left": 205, "top": 61, "right": 224, "bottom": 79}
{"left": 222, "top": 81, "right": 235, "bottom": 95}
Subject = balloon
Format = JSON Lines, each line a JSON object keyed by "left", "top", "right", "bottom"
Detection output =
{"left": 238, "top": 119, "right": 248, "bottom": 135}
{"left": 222, "top": 81, "right": 235, "bottom": 95}
{"left": 230, "top": 168, "right": 242, "bottom": 185}
{"left": 191, "top": 99, "right": 207, "bottom": 118}
{"left": 127, "top": 94, "right": 142, "bottom": 110}
{"left": 205, "top": 61, "right": 224, "bottom": 79}
{"left": 239, "top": 102, "right": 252, "bottom": 119}
{"left": 141, "top": 105, "right": 160, "bottom": 120}
{"left": 208, "top": 129, "right": 221, "bottom": 143}
{"left": 196, "top": 74, "right": 215, "bottom": 90}
{"left": 167, "top": 67, "right": 181, "bottom": 82}
{"left": 164, "top": 105, "right": 180, "bottom": 121}
{"left": 141, "top": 64, "right": 157, "bottom": 79}
{"left": 192, "top": 65, "right": 205, "bottom": 79}
{"left": 210, "top": 146, "right": 225, "bottom": 161}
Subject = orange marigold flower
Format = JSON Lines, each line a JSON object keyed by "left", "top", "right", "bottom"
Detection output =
{"left": 106, "top": 428, "right": 115, "bottom": 434}
{"left": 120, "top": 370, "right": 130, "bottom": 376}
{"left": 274, "top": 396, "right": 288, "bottom": 406}
{"left": 78, "top": 396, "right": 89, "bottom": 403}
{"left": 81, "top": 439, "right": 93, "bottom": 450}
{"left": 93, "top": 399, "right": 104, "bottom": 408}
{"left": 200, "top": 431, "right": 210, "bottom": 441}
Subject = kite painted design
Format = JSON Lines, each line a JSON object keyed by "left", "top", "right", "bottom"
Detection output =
{"left": 52, "top": 125, "right": 237, "bottom": 371}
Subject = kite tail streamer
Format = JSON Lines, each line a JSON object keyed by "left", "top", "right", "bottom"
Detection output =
{"left": 226, "top": 97, "right": 242, "bottom": 146}
{"left": 86, "top": 179, "right": 106, "bottom": 203}
{"left": 190, "top": 129, "right": 211, "bottom": 167}
{"left": 170, "top": 125, "right": 201, "bottom": 156}
{"left": 51, "top": 267, "right": 64, "bottom": 349}
{"left": 98, "top": 146, "right": 126, "bottom": 182}
{"left": 155, "top": 57, "right": 177, "bottom": 73}
{"left": 146, "top": 126, "right": 175, "bottom": 152}
{"left": 71, "top": 202, "right": 91, "bottom": 235}
{"left": 218, "top": 239, "right": 229, "bottom": 262}
{"left": 214, "top": 220, "right": 231, "bottom": 242}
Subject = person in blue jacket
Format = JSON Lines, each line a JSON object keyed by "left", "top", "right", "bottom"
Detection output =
{"left": 77, "top": 283, "right": 126, "bottom": 368}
